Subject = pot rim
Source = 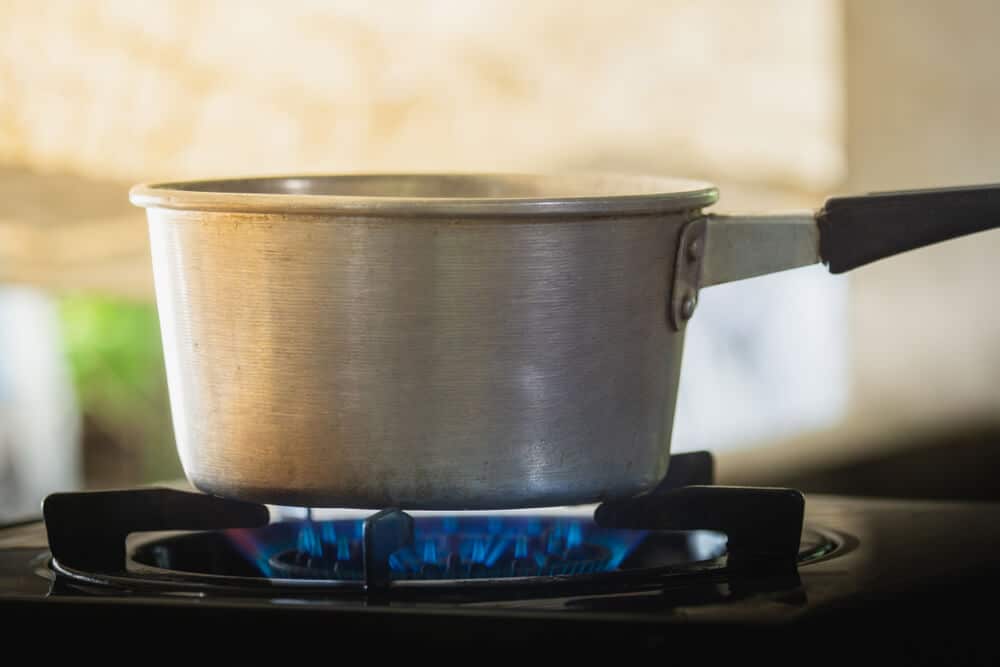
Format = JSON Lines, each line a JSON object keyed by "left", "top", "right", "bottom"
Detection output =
{"left": 129, "top": 172, "right": 719, "bottom": 218}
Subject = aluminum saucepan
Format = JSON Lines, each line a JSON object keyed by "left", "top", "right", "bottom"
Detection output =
{"left": 130, "top": 174, "right": 1000, "bottom": 509}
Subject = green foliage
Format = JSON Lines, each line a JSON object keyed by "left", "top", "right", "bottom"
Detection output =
{"left": 58, "top": 296, "right": 180, "bottom": 481}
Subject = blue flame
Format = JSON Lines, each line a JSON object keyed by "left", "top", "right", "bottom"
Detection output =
{"left": 388, "top": 552, "right": 404, "bottom": 572}
{"left": 592, "top": 534, "right": 635, "bottom": 570}
{"left": 567, "top": 523, "right": 583, "bottom": 549}
{"left": 514, "top": 535, "right": 528, "bottom": 559}
{"left": 297, "top": 523, "right": 323, "bottom": 558}
{"left": 337, "top": 535, "right": 351, "bottom": 561}
{"left": 485, "top": 537, "right": 511, "bottom": 567}
{"left": 228, "top": 512, "right": 652, "bottom": 581}
{"left": 422, "top": 540, "right": 438, "bottom": 563}
{"left": 470, "top": 538, "right": 487, "bottom": 564}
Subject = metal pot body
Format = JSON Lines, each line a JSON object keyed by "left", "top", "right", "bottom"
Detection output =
{"left": 146, "top": 202, "right": 694, "bottom": 509}
{"left": 136, "top": 175, "right": 1000, "bottom": 509}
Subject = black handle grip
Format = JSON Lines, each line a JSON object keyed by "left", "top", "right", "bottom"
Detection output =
{"left": 817, "top": 184, "right": 1000, "bottom": 273}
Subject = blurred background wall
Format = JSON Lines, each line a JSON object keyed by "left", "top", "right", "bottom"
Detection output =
{"left": 0, "top": 0, "right": 997, "bottom": 517}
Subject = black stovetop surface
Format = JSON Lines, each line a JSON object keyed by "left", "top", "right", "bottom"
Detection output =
{"left": 0, "top": 496, "right": 1000, "bottom": 641}
{"left": 3, "top": 494, "right": 1000, "bottom": 654}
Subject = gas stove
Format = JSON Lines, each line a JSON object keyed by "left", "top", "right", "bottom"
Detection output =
{"left": 2, "top": 452, "right": 998, "bottom": 657}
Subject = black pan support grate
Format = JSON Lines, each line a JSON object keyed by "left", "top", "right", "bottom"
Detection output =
{"left": 42, "top": 451, "right": 804, "bottom": 592}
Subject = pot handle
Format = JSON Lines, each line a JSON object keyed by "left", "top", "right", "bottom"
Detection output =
{"left": 817, "top": 183, "right": 1000, "bottom": 273}
{"left": 667, "top": 183, "right": 1000, "bottom": 327}
{"left": 700, "top": 183, "right": 1000, "bottom": 287}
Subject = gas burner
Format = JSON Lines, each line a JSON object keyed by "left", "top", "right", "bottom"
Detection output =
{"left": 260, "top": 516, "right": 635, "bottom": 581}
{"left": 13, "top": 448, "right": 1000, "bottom": 656}
{"left": 119, "top": 511, "right": 744, "bottom": 591}
{"left": 266, "top": 520, "right": 365, "bottom": 581}
{"left": 42, "top": 452, "right": 831, "bottom": 596}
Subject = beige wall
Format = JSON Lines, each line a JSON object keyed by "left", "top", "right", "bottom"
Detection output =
{"left": 0, "top": 0, "right": 842, "bottom": 192}
{"left": 845, "top": 0, "right": 1000, "bottom": 427}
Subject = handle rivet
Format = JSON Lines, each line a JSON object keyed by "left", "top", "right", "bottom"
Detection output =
{"left": 686, "top": 238, "right": 702, "bottom": 262}
{"left": 681, "top": 294, "right": 697, "bottom": 320}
